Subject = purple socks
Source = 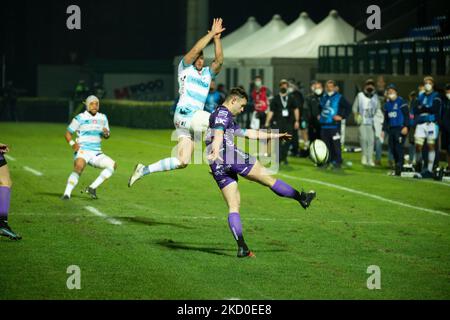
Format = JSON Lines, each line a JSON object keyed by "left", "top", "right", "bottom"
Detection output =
{"left": 228, "top": 212, "right": 242, "bottom": 240}
{"left": 228, "top": 212, "right": 248, "bottom": 249}
{"left": 270, "top": 179, "right": 301, "bottom": 200}
{"left": 0, "top": 186, "right": 11, "bottom": 222}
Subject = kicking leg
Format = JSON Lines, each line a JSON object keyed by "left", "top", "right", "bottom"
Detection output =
{"left": 62, "top": 158, "right": 86, "bottom": 199}
{"left": 128, "top": 136, "right": 193, "bottom": 187}
{"left": 221, "top": 182, "right": 254, "bottom": 258}
{"left": 0, "top": 164, "right": 21, "bottom": 240}
{"left": 244, "top": 160, "right": 316, "bottom": 209}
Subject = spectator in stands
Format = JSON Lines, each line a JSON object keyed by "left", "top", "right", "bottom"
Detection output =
{"left": 250, "top": 75, "right": 271, "bottom": 129}
{"left": 304, "top": 81, "right": 323, "bottom": 145}
{"left": 1, "top": 81, "right": 18, "bottom": 122}
{"left": 412, "top": 76, "right": 442, "bottom": 178}
{"left": 319, "top": 80, "right": 351, "bottom": 169}
{"left": 382, "top": 84, "right": 410, "bottom": 176}
{"left": 204, "top": 80, "right": 223, "bottom": 113}
{"left": 352, "top": 79, "right": 381, "bottom": 166}
{"left": 374, "top": 75, "right": 387, "bottom": 166}
{"left": 74, "top": 80, "right": 89, "bottom": 101}
{"left": 287, "top": 80, "right": 303, "bottom": 156}
{"left": 443, "top": 83, "right": 450, "bottom": 171}
{"left": 265, "top": 79, "right": 300, "bottom": 165}
{"left": 217, "top": 83, "right": 227, "bottom": 100}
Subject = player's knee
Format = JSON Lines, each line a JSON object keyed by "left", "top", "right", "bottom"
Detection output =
{"left": 0, "top": 177, "right": 12, "bottom": 187}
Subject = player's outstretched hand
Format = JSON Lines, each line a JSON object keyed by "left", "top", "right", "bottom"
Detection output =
{"left": 279, "top": 133, "right": 293, "bottom": 141}
{"left": 0, "top": 143, "right": 10, "bottom": 154}
{"left": 103, "top": 128, "right": 110, "bottom": 139}
{"left": 210, "top": 18, "right": 225, "bottom": 37}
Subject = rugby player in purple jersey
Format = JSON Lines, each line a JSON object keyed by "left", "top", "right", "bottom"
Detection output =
{"left": 206, "top": 87, "right": 316, "bottom": 258}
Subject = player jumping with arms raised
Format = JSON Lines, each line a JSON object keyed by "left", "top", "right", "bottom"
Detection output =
{"left": 62, "top": 95, "right": 116, "bottom": 200}
{"left": 206, "top": 88, "right": 316, "bottom": 258}
{"left": 128, "top": 18, "right": 225, "bottom": 187}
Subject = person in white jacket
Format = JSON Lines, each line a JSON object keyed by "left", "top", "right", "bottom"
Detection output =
{"left": 352, "top": 79, "right": 382, "bottom": 166}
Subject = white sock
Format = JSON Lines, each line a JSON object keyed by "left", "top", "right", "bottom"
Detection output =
{"left": 428, "top": 150, "right": 435, "bottom": 172}
{"left": 143, "top": 157, "right": 181, "bottom": 175}
{"left": 90, "top": 167, "right": 114, "bottom": 189}
{"left": 64, "top": 172, "right": 79, "bottom": 197}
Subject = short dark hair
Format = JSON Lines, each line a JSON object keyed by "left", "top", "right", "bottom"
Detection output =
{"left": 226, "top": 87, "right": 248, "bottom": 102}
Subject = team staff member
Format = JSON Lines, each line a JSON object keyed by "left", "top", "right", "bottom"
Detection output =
{"left": 382, "top": 84, "right": 409, "bottom": 176}
{"left": 412, "top": 76, "right": 442, "bottom": 178}
{"left": 319, "top": 80, "right": 351, "bottom": 168}
{"left": 265, "top": 79, "right": 300, "bottom": 165}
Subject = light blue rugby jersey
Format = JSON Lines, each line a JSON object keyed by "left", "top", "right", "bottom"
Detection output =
{"left": 176, "top": 59, "right": 216, "bottom": 118}
{"left": 67, "top": 111, "right": 109, "bottom": 152}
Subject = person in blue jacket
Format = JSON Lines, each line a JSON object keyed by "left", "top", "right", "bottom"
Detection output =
{"left": 318, "top": 80, "right": 351, "bottom": 168}
{"left": 382, "top": 84, "right": 410, "bottom": 176}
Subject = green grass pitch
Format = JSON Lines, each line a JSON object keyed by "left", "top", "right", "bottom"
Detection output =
{"left": 1, "top": 122, "right": 449, "bottom": 299}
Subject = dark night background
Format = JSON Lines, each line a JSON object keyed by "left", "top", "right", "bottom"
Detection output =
{"left": 0, "top": 0, "right": 447, "bottom": 94}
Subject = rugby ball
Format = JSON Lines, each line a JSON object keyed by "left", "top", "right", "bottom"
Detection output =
{"left": 309, "top": 139, "right": 329, "bottom": 165}
{"left": 190, "top": 110, "right": 211, "bottom": 133}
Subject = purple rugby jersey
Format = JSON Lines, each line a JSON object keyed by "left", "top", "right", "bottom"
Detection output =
{"left": 206, "top": 105, "right": 256, "bottom": 189}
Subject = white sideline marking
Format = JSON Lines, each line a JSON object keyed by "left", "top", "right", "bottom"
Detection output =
{"left": 4, "top": 154, "right": 16, "bottom": 161}
{"left": 23, "top": 166, "right": 43, "bottom": 176}
{"left": 280, "top": 174, "right": 449, "bottom": 217}
{"left": 85, "top": 206, "right": 122, "bottom": 225}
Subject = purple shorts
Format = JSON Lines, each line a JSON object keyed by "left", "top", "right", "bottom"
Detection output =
{"left": 0, "top": 153, "right": 6, "bottom": 167}
{"left": 209, "top": 148, "right": 256, "bottom": 189}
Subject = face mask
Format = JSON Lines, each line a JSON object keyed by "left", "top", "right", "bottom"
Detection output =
{"left": 388, "top": 94, "right": 397, "bottom": 101}
{"left": 255, "top": 80, "right": 262, "bottom": 87}
{"left": 424, "top": 83, "right": 433, "bottom": 92}
{"left": 314, "top": 88, "right": 323, "bottom": 96}
{"left": 280, "top": 88, "right": 287, "bottom": 94}
{"left": 446, "top": 93, "right": 450, "bottom": 100}
{"left": 327, "top": 91, "right": 334, "bottom": 96}
{"left": 287, "top": 87, "right": 294, "bottom": 94}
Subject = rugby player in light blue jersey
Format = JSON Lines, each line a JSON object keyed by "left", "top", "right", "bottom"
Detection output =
{"left": 128, "top": 18, "right": 225, "bottom": 187}
{"left": 62, "top": 95, "right": 116, "bottom": 200}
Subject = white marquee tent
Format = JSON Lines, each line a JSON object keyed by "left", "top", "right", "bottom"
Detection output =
{"left": 249, "top": 12, "right": 316, "bottom": 58}
{"left": 257, "top": 10, "right": 366, "bottom": 58}
{"left": 224, "top": 14, "right": 287, "bottom": 58}
{"left": 203, "top": 16, "right": 261, "bottom": 58}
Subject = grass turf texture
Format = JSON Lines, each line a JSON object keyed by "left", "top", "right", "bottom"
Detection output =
{"left": 1, "top": 122, "right": 449, "bottom": 299}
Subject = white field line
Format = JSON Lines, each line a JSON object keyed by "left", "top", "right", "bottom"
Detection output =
{"left": 4, "top": 154, "right": 16, "bottom": 161}
{"left": 85, "top": 206, "right": 122, "bottom": 225}
{"left": 23, "top": 166, "right": 43, "bottom": 176}
{"left": 279, "top": 173, "right": 449, "bottom": 217}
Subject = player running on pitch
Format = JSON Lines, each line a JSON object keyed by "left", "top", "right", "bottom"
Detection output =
{"left": 128, "top": 18, "right": 225, "bottom": 187}
{"left": 0, "top": 143, "right": 22, "bottom": 240}
{"left": 62, "top": 95, "right": 116, "bottom": 200}
{"left": 206, "top": 87, "right": 316, "bottom": 258}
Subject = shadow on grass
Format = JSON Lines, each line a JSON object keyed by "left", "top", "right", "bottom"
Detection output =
{"left": 155, "top": 239, "right": 288, "bottom": 257}
{"left": 119, "top": 216, "right": 194, "bottom": 229}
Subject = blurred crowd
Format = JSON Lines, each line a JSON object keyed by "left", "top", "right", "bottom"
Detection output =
{"left": 200, "top": 75, "right": 450, "bottom": 179}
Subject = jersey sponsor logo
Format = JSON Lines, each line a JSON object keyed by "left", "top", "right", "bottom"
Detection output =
{"left": 215, "top": 117, "right": 226, "bottom": 125}
{"left": 218, "top": 110, "right": 228, "bottom": 117}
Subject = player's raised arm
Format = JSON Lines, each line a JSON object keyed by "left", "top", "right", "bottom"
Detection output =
{"left": 184, "top": 18, "right": 225, "bottom": 65}
{"left": 210, "top": 18, "right": 224, "bottom": 75}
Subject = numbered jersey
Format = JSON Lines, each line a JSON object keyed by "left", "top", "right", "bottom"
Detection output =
{"left": 176, "top": 59, "right": 215, "bottom": 118}
{"left": 67, "top": 111, "right": 109, "bottom": 152}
